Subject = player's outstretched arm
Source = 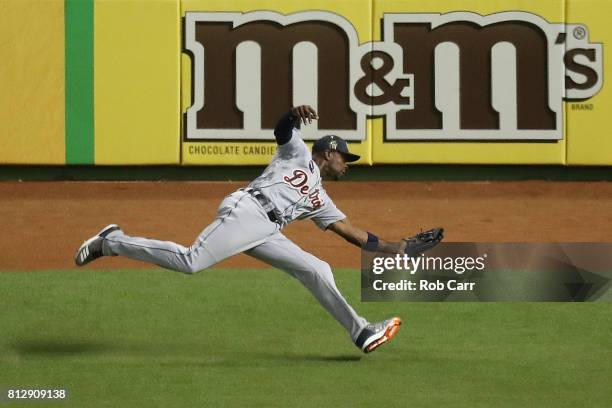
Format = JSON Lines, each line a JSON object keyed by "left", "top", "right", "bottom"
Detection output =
{"left": 273, "top": 105, "right": 319, "bottom": 145}
{"left": 328, "top": 218, "right": 445, "bottom": 256}
{"left": 328, "top": 218, "right": 406, "bottom": 254}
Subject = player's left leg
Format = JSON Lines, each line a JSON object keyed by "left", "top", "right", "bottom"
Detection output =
{"left": 246, "top": 233, "right": 402, "bottom": 352}
{"left": 245, "top": 232, "right": 369, "bottom": 343}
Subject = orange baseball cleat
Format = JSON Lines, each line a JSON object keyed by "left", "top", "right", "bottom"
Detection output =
{"left": 355, "top": 317, "right": 402, "bottom": 353}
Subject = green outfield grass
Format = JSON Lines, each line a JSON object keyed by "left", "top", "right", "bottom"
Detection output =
{"left": 1, "top": 269, "right": 611, "bottom": 407}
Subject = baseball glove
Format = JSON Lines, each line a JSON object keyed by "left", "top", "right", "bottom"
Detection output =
{"left": 403, "top": 228, "right": 444, "bottom": 257}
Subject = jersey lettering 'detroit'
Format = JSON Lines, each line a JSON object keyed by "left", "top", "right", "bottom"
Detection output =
{"left": 248, "top": 127, "right": 345, "bottom": 229}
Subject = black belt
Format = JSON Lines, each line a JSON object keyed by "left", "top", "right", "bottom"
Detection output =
{"left": 245, "top": 189, "right": 280, "bottom": 224}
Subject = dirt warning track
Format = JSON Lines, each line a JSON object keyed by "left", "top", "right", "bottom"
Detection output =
{"left": 0, "top": 181, "right": 610, "bottom": 271}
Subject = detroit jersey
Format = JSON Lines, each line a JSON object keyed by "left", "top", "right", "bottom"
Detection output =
{"left": 248, "top": 127, "right": 346, "bottom": 229}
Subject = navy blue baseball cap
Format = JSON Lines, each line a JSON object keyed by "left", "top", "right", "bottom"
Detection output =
{"left": 312, "top": 135, "right": 360, "bottom": 162}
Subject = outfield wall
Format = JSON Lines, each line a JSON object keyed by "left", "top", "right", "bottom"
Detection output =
{"left": 0, "top": 0, "right": 180, "bottom": 165}
{"left": 0, "top": 0, "right": 609, "bottom": 165}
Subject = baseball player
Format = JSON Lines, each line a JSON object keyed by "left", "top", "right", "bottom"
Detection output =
{"left": 75, "top": 105, "right": 443, "bottom": 353}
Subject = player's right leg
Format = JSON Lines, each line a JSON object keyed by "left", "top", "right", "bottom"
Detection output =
{"left": 75, "top": 224, "right": 120, "bottom": 266}
{"left": 75, "top": 190, "right": 279, "bottom": 273}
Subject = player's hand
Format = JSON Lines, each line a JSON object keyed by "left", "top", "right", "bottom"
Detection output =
{"left": 292, "top": 105, "right": 319, "bottom": 125}
{"left": 402, "top": 228, "right": 444, "bottom": 257}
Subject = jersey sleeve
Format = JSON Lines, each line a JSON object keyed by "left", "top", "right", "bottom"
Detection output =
{"left": 276, "top": 127, "right": 310, "bottom": 160}
{"left": 309, "top": 198, "right": 347, "bottom": 230}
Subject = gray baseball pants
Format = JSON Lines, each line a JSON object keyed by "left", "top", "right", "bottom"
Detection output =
{"left": 102, "top": 190, "right": 368, "bottom": 341}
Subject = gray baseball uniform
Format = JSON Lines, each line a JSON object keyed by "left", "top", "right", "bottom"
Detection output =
{"left": 102, "top": 125, "right": 368, "bottom": 341}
